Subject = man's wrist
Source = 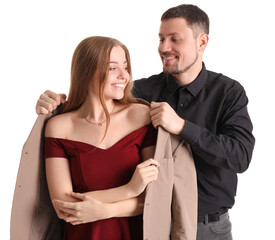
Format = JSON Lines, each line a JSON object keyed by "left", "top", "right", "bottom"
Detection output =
{"left": 179, "top": 120, "right": 201, "bottom": 145}
{"left": 175, "top": 118, "right": 185, "bottom": 135}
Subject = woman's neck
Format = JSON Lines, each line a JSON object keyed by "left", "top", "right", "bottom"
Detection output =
{"left": 78, "top": 95, "right": 116, "bottom": 122}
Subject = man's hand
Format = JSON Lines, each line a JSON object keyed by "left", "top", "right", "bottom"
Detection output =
{"left": 150, "top": 101, "right": 185, "bottom": 135}
{"left": 36, "top": 90, "right": 66, "bottom": 115}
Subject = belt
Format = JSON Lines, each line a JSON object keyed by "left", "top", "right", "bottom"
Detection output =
{"left": 198, "top": 210, "right": 228, "bottom": 223}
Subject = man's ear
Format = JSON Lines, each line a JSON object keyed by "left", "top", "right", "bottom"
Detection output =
{"left": 197, "top": 33, "right": 209, "bottom": 52}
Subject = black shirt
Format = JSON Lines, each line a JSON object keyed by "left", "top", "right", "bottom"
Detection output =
{"left": 132, "top": 63, "right": 255, "bottom": 216}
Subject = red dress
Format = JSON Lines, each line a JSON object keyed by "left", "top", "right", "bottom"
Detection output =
{"left": 44, "top": 124, "right": 157, "bottom": 240}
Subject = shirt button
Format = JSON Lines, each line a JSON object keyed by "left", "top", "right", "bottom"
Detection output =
{"left": 180, "top": 103, "right": 184, "bottom": 107}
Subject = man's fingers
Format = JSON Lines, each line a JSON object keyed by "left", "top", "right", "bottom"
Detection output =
{"left": 39, "top": 107, "right": 50, "bottom": 115}
{"left": 36, "top": 91, "right": 66, "bottom": 114}
{"left": 151, "top": 116, "right": 161, "bottom": 128}
{"left": 43, "top": 91, "right": 66, "bottom": 104}
{"left": 44, "top": 90, "right": 61, "bottom": 102}
{"left": 150, "top": 111, "right": 162, "bottom": 122}
{"left": 59, "top": 93, "right": 67, "bottom": 103}
{"left": 150, "top": 102, "right": 168, "bottom": 123}
{"left": 38, "top": 98, "right": 55, "bottom": 110}
{"left": 150, "top": 101, "right": 162, "bottom": 109}
{"left": 150, "top": 101, "right": 168, "bottom": 111}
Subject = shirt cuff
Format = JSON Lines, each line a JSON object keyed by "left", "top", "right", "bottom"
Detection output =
{"left": 180, "top": 120, "right": 201, "bottom": 145}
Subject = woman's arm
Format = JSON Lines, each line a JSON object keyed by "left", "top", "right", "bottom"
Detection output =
{"left": 84, "top": 145, "right": 157, "bottom": 202}
{"left": 53, "top": 192, "right": 145, "bottom": 225}
{"left": 46, "top": 155, "right": 148, "bottom": 222}
{"left": 50, "top": 145, "right": 157, "bottom": 224}
{"left": 46, "top": 156, "right": 79, "bottom": 219}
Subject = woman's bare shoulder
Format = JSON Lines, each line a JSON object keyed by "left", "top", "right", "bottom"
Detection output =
{"left": 45, "top": 112, "right": 74, "bottom": 138}
{"left": 127, "top": 103, "right": 151, "bottom": 126}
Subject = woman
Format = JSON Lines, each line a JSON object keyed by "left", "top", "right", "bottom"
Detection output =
{"left": 45, "top": 36, "right": 159, "bottom": 240}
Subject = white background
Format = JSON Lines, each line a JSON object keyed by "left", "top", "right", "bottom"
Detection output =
{"left": 1, "top": 0, "right": 274, "bottom": 239}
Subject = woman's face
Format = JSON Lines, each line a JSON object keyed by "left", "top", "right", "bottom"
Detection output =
{"left": 103, "top": 46, "right": 130, "bottom": 101}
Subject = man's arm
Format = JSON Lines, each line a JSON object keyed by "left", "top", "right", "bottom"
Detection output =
{"left": 149, "top": 87, "right": 255, "bottom": 173}
{"left": 179, "top": 86, "right": 255, "bottom": 173}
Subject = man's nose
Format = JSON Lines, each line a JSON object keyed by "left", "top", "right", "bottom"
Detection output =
{"left": 159, "top": 40, "right": 172, "bottom": 53}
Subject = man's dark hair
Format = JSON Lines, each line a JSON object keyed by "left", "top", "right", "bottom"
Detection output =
{"left": 161, "top": 4, "right": 210, "bottom": 36}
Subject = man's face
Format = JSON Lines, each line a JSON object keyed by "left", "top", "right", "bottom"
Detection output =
{"left": 158, "top": 18, "right": 199, "bottom": 75}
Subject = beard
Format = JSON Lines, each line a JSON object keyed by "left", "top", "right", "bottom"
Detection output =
{"left": 163, "top": 52, "right": 199, "bottom": 75}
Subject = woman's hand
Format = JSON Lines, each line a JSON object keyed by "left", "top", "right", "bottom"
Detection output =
{"left": 52, "top": 192, "right": 110, "bottom": 225}
{"left": 126, "top": 158, "right": 159, "bottom": 197}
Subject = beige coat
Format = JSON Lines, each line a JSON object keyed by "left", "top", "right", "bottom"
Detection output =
{"left": 10, "top": 111, "right": 197, "bottom": 240}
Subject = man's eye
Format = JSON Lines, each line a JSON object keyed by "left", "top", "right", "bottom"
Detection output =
{"left": 172, "top": 39, "right": 179, "bottom": 43}
{"left": 159, "top": 39, "right": 164, "bottom": 43}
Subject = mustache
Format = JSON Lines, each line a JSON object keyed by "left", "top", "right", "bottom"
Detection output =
{"left": 161, "top": 52, "right": 177, "bottom": 56}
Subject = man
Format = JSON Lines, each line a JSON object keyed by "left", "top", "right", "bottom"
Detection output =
{"left": 36, "top": 4, "right": 255, "bottom": 240}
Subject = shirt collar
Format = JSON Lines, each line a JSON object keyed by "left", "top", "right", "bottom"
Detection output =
{"left": 185, "top": 63, "right": 208, "bottom": 97}
{"left": 166, "top": 63, "right": 208, "bottom": 97}
{"left": 166, "top": 73, "right": 181, "bottom": 96}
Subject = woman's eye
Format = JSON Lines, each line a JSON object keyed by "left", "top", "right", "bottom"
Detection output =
{"left": 109, "top": 67, "right": 116, "bottom": 71}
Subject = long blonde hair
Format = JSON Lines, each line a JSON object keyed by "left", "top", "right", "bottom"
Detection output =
{"left": 62, "top": 36, "right": 137, "bottom": 139}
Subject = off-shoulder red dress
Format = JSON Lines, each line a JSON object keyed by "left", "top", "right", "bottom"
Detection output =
{"left": 44, "top": 124, "right": 157, "bottom": 240}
